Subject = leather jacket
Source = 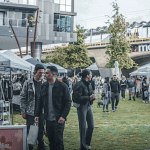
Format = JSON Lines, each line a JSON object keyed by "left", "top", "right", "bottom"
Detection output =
{"left": 20, "top": 78, "right": 45, "bottom": 116}
{"left": 35, "top": 79, "right": 71, "bottom": 121}
{"left": 72, "top": 79, "right": 94, "bottom": 105}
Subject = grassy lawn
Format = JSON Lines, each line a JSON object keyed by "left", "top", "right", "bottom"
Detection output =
{"left": 10, "top": 93, "right": 150, "bottom": 150}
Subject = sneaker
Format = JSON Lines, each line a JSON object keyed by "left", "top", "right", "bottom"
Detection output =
{"left": 123, "top": 98, "right": 125, "bottom": 101}
{"left": 115, "top": 106, "right": 117, "bottom": 110}
{"left": 133, "top": 97, "right": 135, "bottom": 101}
{"left": 106, "top": 111, "right": 110, "bottom": 113}
{"left": 112, "top": 110, "right": 115, "bottom": 112}
{"left": 129, "top": 97, "right": 131, "bottom": 101}
{"left": 103, "top": 111, "right": 105, "bottom": 113}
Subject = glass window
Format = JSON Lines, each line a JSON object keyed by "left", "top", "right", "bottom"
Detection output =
{"left": 140, "top": 46, "right": 142, "bottom": 52}
{"left": 60, "top": 0, "right": 65, "bottom": 5}
{"left": 60, "top": 5, "right": 65, "bottom": 11}
{"left": 54, "top": 14, "right": 71, "bottom": 33}
{"left": 54, "top": 0, "right": 71, "bottom": 12}
{"left": 66, "top": 5, "right": 71, "bottom": 12}
{"left": 66, "top": 0, "right": 71, "bottom": 5}
{"left": 54, "top": 0, "right": 59, "bottom": 4}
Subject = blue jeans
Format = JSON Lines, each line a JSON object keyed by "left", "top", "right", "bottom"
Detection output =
{"left": 77, "top": 101, "right": 94, "bottom": 149}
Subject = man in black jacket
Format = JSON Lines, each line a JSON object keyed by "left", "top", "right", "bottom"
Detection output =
{"left": 35, "top": 66, "right": 71, "bottom": 150}
{"left": 110, "top": 75, "right": 120, "bottom": 112}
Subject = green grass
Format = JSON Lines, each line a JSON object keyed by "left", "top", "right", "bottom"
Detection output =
{"left": 10, "top": 93, "right": 150, "bottom": 150}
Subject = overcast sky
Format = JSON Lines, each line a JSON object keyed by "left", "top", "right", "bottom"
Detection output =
{"left": 74, "top": 0, "right": 150, "bottom": 30}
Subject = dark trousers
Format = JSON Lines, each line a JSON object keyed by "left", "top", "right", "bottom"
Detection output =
{"left": 46, "top": 120, "right": 65, "bottom": 150}
{"left": 103, "top": 104, "right": 108, "bottom": 110}
{"left": 121, "top": 89, "right": 126, "bottom": 98}
{"left": 111, "top": 92, "right": 119, "bottom": 110}
{"left": 77, "top": 102, "right": 94, "bottom": 150}
{"left": 27, "top": 114, "right": 45, "bottom": 150}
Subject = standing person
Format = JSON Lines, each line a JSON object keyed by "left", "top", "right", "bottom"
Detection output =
{"left": 120, "top": 76, "right": 127, "bottom": 101}
{"left": 20, "top": 64, "right": 46, "bottom": 150}
{"left": 35, "top": 66, "right": 71, "bottom": 150}
{"left": 102, "top": 77, "right": 111, "bottom": 113}
{"left": 72, "top": 76, "right": 78, "bottom": 89}
{"left": 62, "top": 75, "right": 69, "bottom": 87}
{"left": 142, "top": 77, "right": 149, "bottom": 103}
{"left": 136, "top": 76, "right": 141, "bottom": 98}
{"left": 110, "top": 75, "right": 120, "bottom": 112}
{"left": 127, "top": 75, "right": 136, "bottom": 101}
{"left": 95, "top": 78, "right": 101, "bottom": 99}
{"left": 72, "top": 69, "right": 95, "bottom": 150}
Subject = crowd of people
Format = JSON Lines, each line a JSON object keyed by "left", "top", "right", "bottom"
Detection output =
{"left": 1, "top": 65, "right": 150, "bottom": 150}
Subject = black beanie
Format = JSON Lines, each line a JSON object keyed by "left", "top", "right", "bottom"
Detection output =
{"left": 34, "top": 64, "right": 45, "bottom": 71}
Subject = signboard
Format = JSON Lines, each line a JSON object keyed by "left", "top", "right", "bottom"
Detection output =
{"left": 0, "top": 125, "right": 27, "bottom": 150}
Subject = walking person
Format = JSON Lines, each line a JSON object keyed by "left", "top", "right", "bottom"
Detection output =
{"left": 20, "top": 64, "right": 46, "bottom": 150}
{"left": 102, "top": 77, "right": 111, "bottom": 113}
{"left": 110, "top": 75, "right": 120, "bottom": 112}
{"left": 120, "top": 76, "right": 127, "bottom": 101}
{"left": 72, "top": 69, "right": 95, "bottom": 150}
{"left": 35, "top": 66, "right": 71, "bottom": 150}
{"left": 127, "top": 75, "right": 136, "bottom": 101}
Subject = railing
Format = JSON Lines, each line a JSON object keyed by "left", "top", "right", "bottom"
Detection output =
{"left": 84, "top": 37, "right": 150, "bottom": 47}
{"left": 0, "top": 17, "right": 34, "bottom": 27}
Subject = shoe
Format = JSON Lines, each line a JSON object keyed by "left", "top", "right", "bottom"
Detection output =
{"left": 142, "top": 100, "right": 145, "bottom": 103}
{"left": 103, "top": 111, "right": 105, "bottom": 113}
{"left": 129, "top": 97, "right": 131, "bottom": 101}
{"left": 115, "top": 107, "right": 117, "bottom": 110}
{"left": 80, "top": 144, "right": 91, "bottom": 150}
{"left": 123, "top": 98, "right": 125, "bottom": 101}
{"left": 112, "top": 109, "right": 115, "bottom": 112}
{"left": 106, "top": 111, "right": 110, "bottom": 113}
{"left": 133, "top": 97, "right": 135, "bottom": 101}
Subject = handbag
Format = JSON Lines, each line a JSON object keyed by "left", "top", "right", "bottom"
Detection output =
{"left": 27, "top": 122, "right": 39, "bottom": 145}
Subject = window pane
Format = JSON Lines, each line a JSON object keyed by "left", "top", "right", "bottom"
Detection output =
{"left": 66, "top": 0, "right": 71, "bottom": 5}
{"left": 54, "top": 0, "right": 59, "bottom": 4}
{"left": 66, "top": 5, "right": 71, "bottom": 12}
{"left": 28, "top": 0, "right": 35, "bottom": 5}
{"left": 54, "top": 14, "right": 60, "bottom": 32}
{"left": 60, "top": 0, "right": 65, "bottom": 4}
{"left": 60, "top": 5, "right": 65, "bottom": 11}
{"left": 66, "top": 16, "right": 71, "bottom": 26}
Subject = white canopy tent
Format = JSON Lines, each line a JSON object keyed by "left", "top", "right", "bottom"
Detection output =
{"left": 3, "top": 51, "right": 35, "bottom": 72}
{"left": 86, "top": 62, "right": 99, "bottom": 70}
{"left": 0, "top": 53, "right": 31, "bottom": 71}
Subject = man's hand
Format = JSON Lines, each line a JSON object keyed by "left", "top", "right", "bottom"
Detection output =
{"left": 21, "top": 113, "right": 26, "bottom": 119}
{"left": 90, "top": 94, "right": 95, "bottom": 100}
{"left": 34, "top": 117, "right": 39, "bottom": 123}
{"left": 58, "top": 117, "right": 65, "bottom": 124}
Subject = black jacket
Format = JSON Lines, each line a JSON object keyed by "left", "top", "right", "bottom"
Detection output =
{"left": 120, "top": 80, "right": 127, "bottom": 89}
{"left": 35, "top": 79, "right": 71, "bottom": 121}
{"left": 72, "top": 79, "right": 94, "bottom": 105}
{"left": 110, "top": 80, "right": 120, "bottom": 93}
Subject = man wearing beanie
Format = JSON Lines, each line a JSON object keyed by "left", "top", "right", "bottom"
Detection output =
{"left": 110, "top": 75, "right": 120, "bottom": 112}
{"left": 35, "top": 66, "right": 71, "bottom": 150}
{"left": 20, "top": 64, "right": 46, "bottom": 150}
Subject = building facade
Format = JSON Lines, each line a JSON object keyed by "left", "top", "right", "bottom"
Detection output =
{"left": 0, "top": 0, "right": 77, "bottom": 51}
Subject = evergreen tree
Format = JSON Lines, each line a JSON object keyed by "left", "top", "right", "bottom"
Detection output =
{"left": 105, "top": 2, "right": 138, "bottom": 69}
{"left": 45, "top": 25, "right": 92, "bottom": 69}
